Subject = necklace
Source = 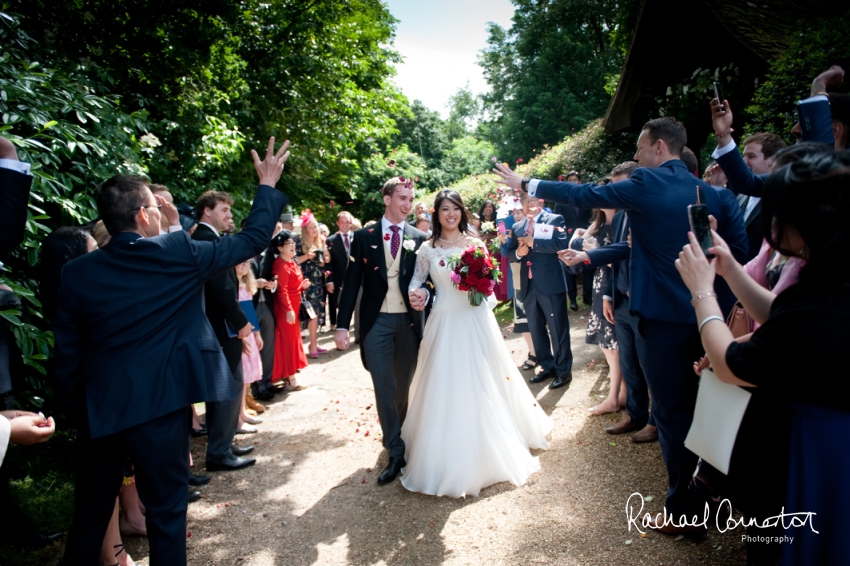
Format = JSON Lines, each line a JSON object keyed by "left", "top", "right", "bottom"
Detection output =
{"left": 438, "top": 233, "right": 466, "bottom": 244}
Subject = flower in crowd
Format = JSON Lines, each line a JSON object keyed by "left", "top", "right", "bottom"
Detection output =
{"left": 491, "top": 156, "right": 498, "bottom": 163}
{"left": 387, "top": 159, "right": 395, "bottom": 167}
{"left": 516, "top": 158, "right": 524, "bottom": 164}
{"left": 329, "top": 200, "right": 335, "bottom": 208}
{"left": 383, "top": 233, "right": 390, "bottom": 241}
{"left": 402, "top": 240, "right": 416, "bottom": 251}
{"left": 558, "top": 175, "right": 565, "bottom": 181}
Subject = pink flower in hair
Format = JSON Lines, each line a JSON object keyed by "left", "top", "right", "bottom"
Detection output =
{"left": 300, "top": 209, "right": 315, "bottom": 226}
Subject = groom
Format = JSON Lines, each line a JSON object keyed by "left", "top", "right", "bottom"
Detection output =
{"left": 335, "top": 177, "right": 429, "bottom": 485}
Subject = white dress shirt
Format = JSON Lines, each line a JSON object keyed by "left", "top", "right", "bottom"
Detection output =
{"left": 0, "top": 159, "right": 30, "bottom": 175}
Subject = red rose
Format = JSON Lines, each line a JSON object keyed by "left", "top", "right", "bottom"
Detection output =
{"left": 475, "top": 279, "right": 491, "bottom": 293}
{"left": 467, "top": 274, "right": 479, "bottom": 285}
{"left": 471, "top": 258, "right": 485, "bottom": 271}
{"left": 558, "top": 175, "right": 565, "bottom": 181}
{"left": 383, "top": 233, "right": 390, "bottom": 241}
{"left": 458, "top": 284, "right": 470, "bottom": 291}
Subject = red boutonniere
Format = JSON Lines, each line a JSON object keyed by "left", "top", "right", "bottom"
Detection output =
{"left": 383, "top": 233, "right": 390, "bottom": 241}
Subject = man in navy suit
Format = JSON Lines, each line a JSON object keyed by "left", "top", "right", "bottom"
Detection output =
{"left": 561, "top": 161, "right": 657, "bottom": 443}
{"left": 509, "top": 194, "right": 573, "bottom": 389}
{"left": 495, "top": 117, "right": 748, "bottom": 533}
{"left": 54, "top": 138, "right": 290, "bottom": 565}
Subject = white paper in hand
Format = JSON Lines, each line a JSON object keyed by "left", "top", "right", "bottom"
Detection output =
{"left": 684, "top": 369, "right": 752, "bottom": 475}
{"left": 534, "top": 223, "right": 554, "bottom": 240}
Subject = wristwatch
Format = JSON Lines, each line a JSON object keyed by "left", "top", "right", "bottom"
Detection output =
{"left": 521, "top": 178, "right": 530, "bottom": 192}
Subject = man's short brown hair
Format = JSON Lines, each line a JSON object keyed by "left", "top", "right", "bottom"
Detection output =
{"left": 742, "top": 132, "right": 787, "bottom": 159}
{"left": 195, "top": 190, "right": 234, "bottom": 220}
{"left": 381, "top": 177, "right": 412, "bottom": 197}
{"left": 610, "top": 161, "right": 639, "bottom": 179}
{"left": 149, "top": 183, "right": 170, "bottom": 194}
{"left": 642, "top": 117, "right": 687, "bottom": 156}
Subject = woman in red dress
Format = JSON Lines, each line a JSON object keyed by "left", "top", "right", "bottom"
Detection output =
{"left": 271, "top": 230, "right": 310, "bottom": 391}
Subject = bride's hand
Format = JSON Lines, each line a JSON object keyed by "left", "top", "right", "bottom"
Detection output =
{"left": 409, "top": 288, "right": 427, "bottom": 311}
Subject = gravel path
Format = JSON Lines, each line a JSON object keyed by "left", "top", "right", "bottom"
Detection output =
{"left": 124, "top": 309, "right": 748, "bottom": 565}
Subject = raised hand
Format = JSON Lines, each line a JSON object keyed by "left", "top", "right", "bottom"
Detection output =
{"left": 492, "top": 162, "right": 523, "bottom": 192}
{"left": 251, "top": 137, "right": 291, "bottom": 188}
{"left": 811, "top": 65, "right": 844, "bottom": 96}
{"left": 557, "top": 248, "right": 587, "bottom": 266}
{"left": 155, "top": 194, "right": 179, "bottom": 228}
{"left": 710, "top": 98, "right": 734, "bottom": 148}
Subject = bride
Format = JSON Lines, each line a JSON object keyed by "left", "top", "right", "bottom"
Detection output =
{"left": 402, "top": 189, "right": 553, "bottom": 497}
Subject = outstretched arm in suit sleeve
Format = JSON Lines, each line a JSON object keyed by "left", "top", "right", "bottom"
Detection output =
{"left": 531, "top": 175, "right": 643, "bottom": 211}
{"left": 798, "top": 96, "right": 835, "bottom": 145}
{"left": 586, "top": 241, "right": 630, "bottom": 268}
{"left": 336, "top": 235, "right": 363, "bottom": 331}
{"left": 714, "top": 145, "right": 765, "bottom": 197}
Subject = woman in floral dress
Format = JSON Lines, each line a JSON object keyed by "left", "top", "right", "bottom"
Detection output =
{"left": 295, "top": 210, "right": 330, "bottom": 357}
{"left": 582, "top": 209, "right": 626, "bottom": 415}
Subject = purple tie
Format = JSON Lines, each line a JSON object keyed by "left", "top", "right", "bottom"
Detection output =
{"left": 389, "top": 225, "right": 401, "bottom": 259}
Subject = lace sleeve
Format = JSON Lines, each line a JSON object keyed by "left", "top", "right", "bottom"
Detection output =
{"left": 408, "top": 242, "right": 431, "bottom": 294}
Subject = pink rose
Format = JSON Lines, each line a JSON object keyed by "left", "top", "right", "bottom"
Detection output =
{"left": 450, "top": 271, "right": 461, "bottom": 285}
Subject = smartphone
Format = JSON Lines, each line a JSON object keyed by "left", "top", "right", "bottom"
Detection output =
{"left": 687, "top": 204, "right": 715, "bottom": 259}
{"left": 713, "top": 81, "right": 724, "bottom": 109}
{"left": 497, "top": 220, "right": 507, "bottom": 234}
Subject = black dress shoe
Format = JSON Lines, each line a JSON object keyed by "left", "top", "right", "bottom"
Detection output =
{"left": 549, "top": 373, "right": 572, "bottom": 389}
{"left": 569, "top": 302, "right": 579, "bottom": 311}
{"left": 231, "top": 444, "right": 254, "bottom": 456}
{"left": 189, "top": 473, "right": 211, "bottom": 486}
{"left": 188, "top": 490, "right": 202, "bottom": 503}
{"left": 254, "top": 389, "right": 275, "bottom": 401}
{"left": 191, "top": 426, "right": 208, "bottom": 438}
{"left": 529, "top": 367, "right": 555, "bottom": 384}
{"left": 377, "top": 457, "right": 406, "bottom": 485}
{"left": 206, "top": 456, "right": 256, "bottom": 471}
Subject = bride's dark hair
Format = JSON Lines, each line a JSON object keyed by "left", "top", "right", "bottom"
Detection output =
{"left": 430, "top": 189, "right": 470, "bottom": 241}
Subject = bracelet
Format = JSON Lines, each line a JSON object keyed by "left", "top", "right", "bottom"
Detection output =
{"left": 690, "top": 291, "right": 717, "bottom": 306}
{"left": 812, "top": 91, "right": 829, "bottom": 97}
{"left": 698, "top": 315, "right": 724, "bottom": 333}
{"left": 715, "top": 127, "right": 734, "bottom": 138}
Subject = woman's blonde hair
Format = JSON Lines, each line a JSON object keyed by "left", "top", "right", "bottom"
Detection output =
{"left": 236, "top": 260, "right": 258, "bottom": 295}
{"left": 92, "top": 220, "right": 111, "bottom": 248}
{"left": 301, "top": 217, "right": 322, "bottom": 254}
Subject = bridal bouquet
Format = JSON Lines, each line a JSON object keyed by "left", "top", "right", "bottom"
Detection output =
{"left": 447, "top": 243, "right": 502, "bottom": 307}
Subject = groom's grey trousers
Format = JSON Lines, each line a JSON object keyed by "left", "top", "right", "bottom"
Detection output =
{"left": 363, "top": 312, "right": 419, "bottom": 459}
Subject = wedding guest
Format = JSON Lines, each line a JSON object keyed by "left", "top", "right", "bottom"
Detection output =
{"left": 505, "top": 205, "right": 536, "bottom": 369}
{"left": 703, "top": 161, "right": 727, "bottom": 187}
{"left": 326, "top": 211, "right": 354, "bottom": 330}
{"left": 578, "top": 208, "right": 626, "bottom": 415}
{"left": 681, "top": 147, "right": 699, "bottom": 176}
{"left": 92, "top": 220, "right": 112, "bottom": 248}
{"left": 496, "top": 117, "right": 748, "bottom": 532}
{"left": 38, "top": 226, "right": 139, "bottom": 564}
{"left": 468, "top": 211, "right": 481, "bottom": 233}
{"left": 235, "top": 260, "right": 264, "bottom": 433}
{"left": 675, "top": 150, "right": 850, "bottom": 566}
{"left": 149, "top": 184, "right": 183, "bottom": 234}
{"left": 296, "top": 210, "right": 329, "bottom": 355}
{"left": 478, "top": 199, "right": 498, "bottom": 223}
{"left": 271, "top": 230, "right": 309, "bottom": 391}
{"left": 414, "top": 214, "right": 430, "bottom": 234}
{"left": 193, "top": 190, "right": 256, "bottom": 472}
{"left": 350, "top": 217, "right": 363, "bottom": 231}
{"left": 248, "top": 244, "right": 276, "bottom": 403}
{"left": 0, "top": 136, "right": 32, "bottom": 260}
{"left": 318, "top": 223, "right": 330, "bottom": 239}
{"left": 413, "top": 201, "right": 430, "bottom": 220}
{"left": 280, "top": 212, "right": 295, "bottom": 231}
{"left": 54, "top": 138, "right": 289, "bottom": 564}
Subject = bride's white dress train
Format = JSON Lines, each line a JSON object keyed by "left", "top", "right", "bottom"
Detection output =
{"left": 400, "top": 240, "right": 553, "bottom": 497}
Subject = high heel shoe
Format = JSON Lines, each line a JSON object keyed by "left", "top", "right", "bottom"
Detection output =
{"left": 236, "top": 424, "right": 258, "bottom": 434}
{"left": 315, "top": 347, "right": 328, "bottom": 354}
{"left": 242, "top": 416, "right": 264, "bottom": 425}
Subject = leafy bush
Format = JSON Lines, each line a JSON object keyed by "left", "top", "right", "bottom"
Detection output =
{"left": 744, "top": 11, "right": 850, "bottom": 141}
{"left": 0, "top": 11, "right": 149, "bottom": 407}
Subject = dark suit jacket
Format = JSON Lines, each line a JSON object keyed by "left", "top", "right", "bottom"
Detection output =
{"left": 0, "top": 167, "right": 33, "bottom": 259}
{"left": 336, "top": 223, "right": 427, "bottom": 370}
{"left": 52, "top": 185, "right": 287, "bottom": 438}
{"left": 716, "top": 148, "right": 767, "bottom": 198}
{"left": 534, "top": 160, "right": 748, "bottom": 324}
{"left": 326, "top": 231, "right": 351, "bottom": 290}
{"left": 798, "top": 98, "right": 834, "bottom": 145}
{"left": 192, "top": 223, "right": 249, "bottom": 372}
{"left": 508, "top": 210, "right": 568, "bottom": 299}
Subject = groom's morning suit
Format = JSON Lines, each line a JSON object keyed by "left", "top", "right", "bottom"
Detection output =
{"left": 192, "top": 222, "right": 250, "bottom": 464}
{"left": 336, "top": 218, "right": 428, "bottom": 459}
{"left": 529, "top": 159, "right": 747, "bottom": 520}
{"left": 53, "top": 185, "right": 287, "bottom": 565}
{"left": 508, "top": 210, "right": 573, "bottom": 379}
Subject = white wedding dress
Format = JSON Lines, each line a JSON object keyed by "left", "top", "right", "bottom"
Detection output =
{"left": 400, "top": 239, "right": 553, "bottom": 497}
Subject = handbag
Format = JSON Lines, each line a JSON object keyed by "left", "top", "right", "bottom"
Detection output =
{"left": 299, "top": 293, "right": 317, "bottom": 322}
{"left": 726, "top": 302, "right": 753, "bottom": 339}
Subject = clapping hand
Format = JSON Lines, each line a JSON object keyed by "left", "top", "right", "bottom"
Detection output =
{"left": 409, "top": 288, "right": 427, "bottom": 312}
{"left": 251, "top": 137, "right": 291, "bottom": 188}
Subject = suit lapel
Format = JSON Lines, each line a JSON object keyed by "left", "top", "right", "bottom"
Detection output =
{"left": 745, "top": 200, "right": 761, "bottom": 227}
{"left": 368, "top": 226, "right": 388, "bottom": 283}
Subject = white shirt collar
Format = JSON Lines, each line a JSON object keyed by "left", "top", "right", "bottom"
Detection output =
{"left": 381, "top": 217, "right": 405, "bottom": 234}
{"left": 199, "top": 221, "right": 219, "bottom": 237}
